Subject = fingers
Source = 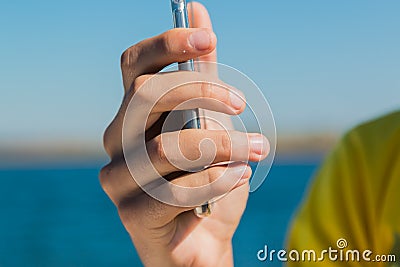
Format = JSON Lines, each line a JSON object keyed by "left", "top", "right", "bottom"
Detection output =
{"left": 121, "top": 28, "right": 217, "bottom": 92}
{"left": 121, "top": 2, "right": 218, "bottom": 91}
{"left": 171, "top": 162, "right": 252, "bottom": 196}
{"left": 101, "top": 129, "right": 268, "bottom": 203}
{"left": 188, "top": 2, "right": 217, "bottom": 63}
{"left": 103, "top": 71, "right": 246, "bottom": 158}
{"left": 99, "top": 159, "right": 138, "bottom": 206}
{"left": 147, "top": 129, "right": 270, "bottom": 176}
{"left": 106, "top": 162, "right": 252, "bottom": 229}
{"left": 134, "top": 72, "right": 246, "bottom": 115}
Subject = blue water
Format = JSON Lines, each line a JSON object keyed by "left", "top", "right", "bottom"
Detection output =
{"left": 0, "top": 163, "right": 318, "bottom": 267}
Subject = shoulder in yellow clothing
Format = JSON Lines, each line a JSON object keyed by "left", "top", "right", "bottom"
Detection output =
{"left": 286, "top": 111, "right": 400, "bottom": 267}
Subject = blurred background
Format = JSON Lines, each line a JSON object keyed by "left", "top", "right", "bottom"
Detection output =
{"left": 0, "top": 0, "right": 399, "bottom": 266}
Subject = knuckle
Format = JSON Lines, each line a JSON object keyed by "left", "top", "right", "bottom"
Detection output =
{"left": 120, "top": 44, "right": 141, "bottom": 69}
{"left": 222, "top": 83, "right": 233, "bottom": 104}
{"left": 200, "top": 82, "right": 213, "bottom": 99}
{"left": 218, "top": 132, "right": 233, "bottom": 159}
{"left": 102, "top": 125, "right": 113, "bottom": 156}
{"left": 153, "top": 135, "right": 168, "bottom": 164}
{"left": 99, "top": 163, "right": 113, "bottom": 195}
{"left": 160, "top": 29, "right": 190, "bottom": 54}
{"left": 160, "top": 32, "right": 173, "bottom": 54}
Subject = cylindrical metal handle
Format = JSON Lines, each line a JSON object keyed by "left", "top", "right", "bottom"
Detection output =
{"left": 170, "top": 0, "right": 211, "bottom": 217}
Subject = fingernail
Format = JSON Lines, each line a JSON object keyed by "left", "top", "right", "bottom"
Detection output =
{"left": 249, "top": 134, "right": 268, "bottom": 156}
{"left": 189, "top": 30, "right": 211, "bottom": 50}
{"left": 229, "top": 91, "right": 244, "bottom": 110}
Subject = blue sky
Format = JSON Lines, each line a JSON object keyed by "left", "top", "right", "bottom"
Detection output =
{"left": 0, "top": 0, "right": 399, "bottom": 147}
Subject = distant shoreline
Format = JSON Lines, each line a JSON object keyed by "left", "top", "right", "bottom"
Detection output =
{"left": 0, "top": 134, "right": 338, "bottom": 169}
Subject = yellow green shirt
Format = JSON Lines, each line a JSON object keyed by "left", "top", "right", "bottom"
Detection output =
{"left": 287, "top": 111, "right": 400, "bottom": 266}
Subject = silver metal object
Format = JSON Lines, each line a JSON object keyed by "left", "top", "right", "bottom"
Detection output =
{"left": 170, "top": 0, "right": 210, "bottom": 217}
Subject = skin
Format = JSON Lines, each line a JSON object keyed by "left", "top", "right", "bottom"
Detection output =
{"left": 99, "top": 3, "right": 269, "bottom": 267}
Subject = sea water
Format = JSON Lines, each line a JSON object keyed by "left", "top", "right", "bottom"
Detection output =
{"left": 0, "top": 163, "right": 318, "bottom": 267}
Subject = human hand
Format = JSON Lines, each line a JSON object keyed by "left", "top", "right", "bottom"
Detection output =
{"left": 100, "top": 3, "right": 269, "bottom": 266}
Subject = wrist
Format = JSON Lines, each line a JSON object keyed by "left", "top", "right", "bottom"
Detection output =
{"left": 138, "top": 240, "right": 234, "bottom": 267}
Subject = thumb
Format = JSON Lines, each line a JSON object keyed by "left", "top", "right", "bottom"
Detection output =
{"left": 188, "top": 2, "right": 217, "bottom": 63}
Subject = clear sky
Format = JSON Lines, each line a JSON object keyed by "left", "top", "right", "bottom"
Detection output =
{"left": 0, "top": 0, "right": 399, "bottom": 148}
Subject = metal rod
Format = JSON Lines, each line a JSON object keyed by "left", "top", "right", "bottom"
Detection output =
{"left": 170, "top": 0, "right": 211, "bottom": 217}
